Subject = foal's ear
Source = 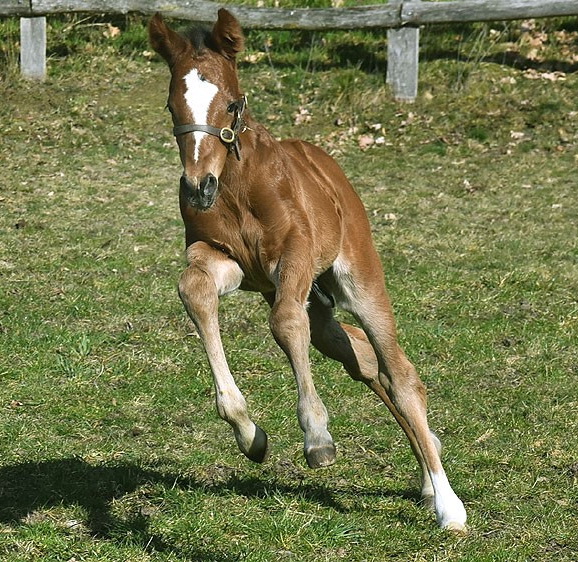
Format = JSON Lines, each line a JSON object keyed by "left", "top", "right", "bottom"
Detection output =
{"left": 211, "top": 8, "right": 245, "bottom": 60}
{"left": 148, "top": 13, "right": 188, "bottom": 66}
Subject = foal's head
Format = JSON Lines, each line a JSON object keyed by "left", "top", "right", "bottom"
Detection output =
{"left": 149, "top": 10, "right": 245, "bottom": 210}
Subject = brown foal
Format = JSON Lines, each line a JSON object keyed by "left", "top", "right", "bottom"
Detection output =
{"left": 149, "top": 9, "right": 466, "bottom": 531}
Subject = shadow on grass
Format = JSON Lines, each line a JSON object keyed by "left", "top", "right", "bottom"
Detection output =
{"left": 0, "top": 459, "right": 192, "bottom": 558}
{"left": 420, "top": 46, "right": 578, "bottom": 74}
{"left": 0, "top": 457, "right": 420, "bottom": 558}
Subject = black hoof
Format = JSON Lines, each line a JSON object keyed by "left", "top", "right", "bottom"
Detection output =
{"left": 246, "top": 441, "right": 270, "bottom": 464}
{"left": 239, "top": 425, "right": 270, "bottom": 464}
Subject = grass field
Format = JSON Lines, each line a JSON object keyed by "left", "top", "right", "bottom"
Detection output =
{"left": 1, "top": 9, "right": 578, "bottom": 561}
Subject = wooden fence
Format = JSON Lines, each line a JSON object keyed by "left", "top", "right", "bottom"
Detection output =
{"left": 5, "top": 0, "right": 578, "bottom": 100}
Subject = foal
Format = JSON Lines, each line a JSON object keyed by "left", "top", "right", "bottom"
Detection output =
{"left": 149, "top": 10, "right": 466, "bottom": 531}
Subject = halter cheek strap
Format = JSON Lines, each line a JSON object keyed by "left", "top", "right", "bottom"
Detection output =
{"left": 172, "top": 95, "right": 248, "bottom": 160}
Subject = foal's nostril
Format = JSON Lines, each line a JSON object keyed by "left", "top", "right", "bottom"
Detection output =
{"left": 199, "top": 173, "right": 218, "bottom": 196}
{"left": 199, "top": 173, "right": 218, "bottom": 204}
{"left": 180, "top": 174, "right": 197, "bottom": 193}
{"left": 180, "top": 173, "right": 218, "bottom": 210}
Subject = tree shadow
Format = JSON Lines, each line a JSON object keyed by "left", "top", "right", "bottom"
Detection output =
{"left": 421, "top": 45, "right": 578, "bottom": 74}
{"left": 483, "top": 50, "right": 578, "bottom": 74}
{"left": 240, "top": 23, "right": 578, "bottom": 77}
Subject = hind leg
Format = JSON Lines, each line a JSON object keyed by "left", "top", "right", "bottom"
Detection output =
{"left": 311, "top": 262, "right": 466, "bottom": 531}
{"left": 308, "top": 296, "right": 439, "bottom": 510}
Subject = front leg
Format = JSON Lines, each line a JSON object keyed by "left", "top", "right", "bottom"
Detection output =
{"left": 179, "top": 242, "right": 269, "bottom": 463}
{"left": 265, "top": 271, "right": 336, "bottom": 469}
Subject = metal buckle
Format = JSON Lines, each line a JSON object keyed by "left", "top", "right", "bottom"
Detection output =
{"left": 219, "top": 127, "right": 235, "bottom": 143}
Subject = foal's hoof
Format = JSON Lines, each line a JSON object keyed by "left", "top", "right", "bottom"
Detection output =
{"left": 443, "top": 521, "right": 468, "bottom": 535}
{"left": 245, "top": 440, "right": 270, "bottom": 464}
{"left": 305, "top": 443, "right": 337, "bottom": 469}
{"left": 236, "top": 425, "right": 270, "bottom": 464}
{"left": 247, "top": 425, "right": 270, "bottom": 464}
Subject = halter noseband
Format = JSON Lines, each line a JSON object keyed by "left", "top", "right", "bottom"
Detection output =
{"left": 172, "top": 95, "right": 248, "bottom": 161}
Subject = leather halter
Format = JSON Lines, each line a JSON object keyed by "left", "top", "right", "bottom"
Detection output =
{"left": 172, "top": 95, "right": 248, "bottom": 161}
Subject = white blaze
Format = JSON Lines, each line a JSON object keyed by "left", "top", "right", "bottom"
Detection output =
{"left": 183, "top": 68, "right": 219, "bottom": 163}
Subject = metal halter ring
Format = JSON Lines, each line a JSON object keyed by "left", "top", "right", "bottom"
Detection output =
{"left": 219, "top": 127, "right": 236, "bottom": 143}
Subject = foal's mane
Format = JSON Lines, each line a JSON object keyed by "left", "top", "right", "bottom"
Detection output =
{"left": 182, "top": 25, "right": 217, "bottom": 53}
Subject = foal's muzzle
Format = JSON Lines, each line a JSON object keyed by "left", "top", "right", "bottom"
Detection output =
{"left": 180, "top": 173, "right": 219, "bottom": 211}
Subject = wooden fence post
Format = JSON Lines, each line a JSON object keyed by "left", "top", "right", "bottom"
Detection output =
{"left": 387, "top": 1, "right": 420, "bottom": 102}
{"left": 20, "top": 17, "right": 47, "bottom": 80}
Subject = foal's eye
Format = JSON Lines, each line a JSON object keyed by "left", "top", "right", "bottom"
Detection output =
{"left": 199, "top": 73, "right": 207, "bottom": 82}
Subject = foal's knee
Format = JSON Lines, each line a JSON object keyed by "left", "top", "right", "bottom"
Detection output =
{"left": 269, "top": 299, "right": 310, "bottom": 351}
{"left": 178, "top": 266, "right": 217, "bottom": 322}
{"left": 178, "top": 268, "right": 200, "bottom": 303}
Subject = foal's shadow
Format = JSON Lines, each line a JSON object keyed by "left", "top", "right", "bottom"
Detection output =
{"left": 0, "top": 457, "right": 419, "bottom": 556}
{"left": 0, "top": 458, "right": 176, "bottom": 551}
{"left": 0, "top": 458, "right": 348, "bottom": 553}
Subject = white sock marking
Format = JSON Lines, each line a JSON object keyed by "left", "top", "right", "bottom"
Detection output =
{"left": 430, "top": 471, "right": 467, "bottom": 529}
{"left": 183, "top": 68, "right": 219, "bottom": 163}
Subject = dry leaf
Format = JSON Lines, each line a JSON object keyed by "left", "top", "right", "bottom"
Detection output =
{"left": 103, "top": 24, "right": 121, "bottom": 39}
{"left": 358, "top": 134, "right": 374, "bottom": 150}
{"left": 294, "top": 107, "right": 311, "bottom": 125}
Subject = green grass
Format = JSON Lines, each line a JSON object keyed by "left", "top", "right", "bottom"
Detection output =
{"left": 1, "top": 12, "right": 578, "bottom": 561}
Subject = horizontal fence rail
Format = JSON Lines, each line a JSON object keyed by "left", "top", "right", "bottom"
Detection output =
{"left": 5, "top": 0, "right": 578, "bottom": 99}
{"left": 4, "top": 0, "right": 578, "bottom": 30}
